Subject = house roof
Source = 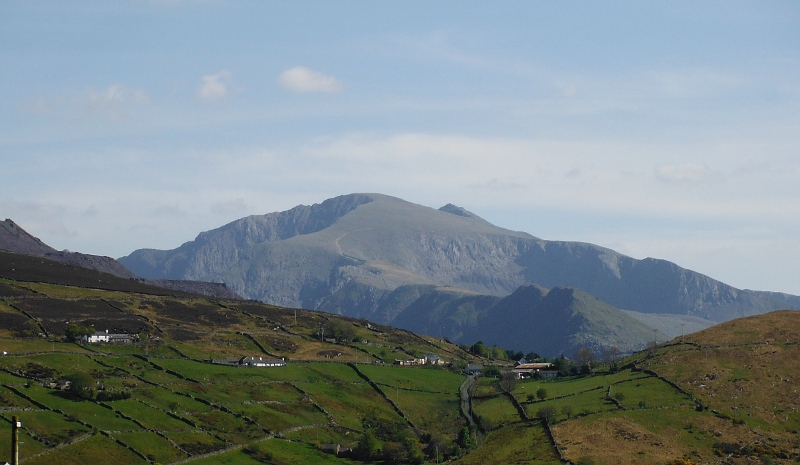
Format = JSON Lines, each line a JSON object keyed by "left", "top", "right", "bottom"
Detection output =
{"left": 513, "top": 363, "right": 553, "bottom": 370}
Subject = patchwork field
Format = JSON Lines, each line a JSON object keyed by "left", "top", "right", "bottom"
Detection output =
{"left": 1, "top": 258, "right": 799, "bottom": 464}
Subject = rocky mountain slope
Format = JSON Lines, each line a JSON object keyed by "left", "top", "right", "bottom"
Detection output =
{"left": 117, "top": 194, "right": 800, "bottom": 355}
{"left": 120, "top": 194, "right": 799, "bottom": 319}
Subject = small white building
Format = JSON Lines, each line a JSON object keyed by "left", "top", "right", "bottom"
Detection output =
{"left": 424, "top": 354, "right": 445, "bottom": 366}
{"left": 240, "top": 356, "right": 286, "bottom": 367}
{"left": 83, "top": 330, "right": 131, "bottom": 344}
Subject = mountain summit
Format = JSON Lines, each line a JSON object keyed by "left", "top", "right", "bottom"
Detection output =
{"left": 119, "top": 193, "right": 800, "bottom": 354}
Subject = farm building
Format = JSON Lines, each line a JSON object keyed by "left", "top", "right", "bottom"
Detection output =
{"left": 240, "top": 356, "right": 286, "bottom": 367}
{"left": 512, "top": 362, "right": 556, "bottom": 379}
{"left": 83, "top": 330, "right": 132, "bottom": 344}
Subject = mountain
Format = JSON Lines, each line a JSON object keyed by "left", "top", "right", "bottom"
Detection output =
{"left": 0, "top": 219, "right": 240, "bottom": 299}
{"left": 1, "top": 219, "right": 138, "bottom": 279}
{"left": 384, "top": 284, "right": 660, "bottom": 356}
{"left": 118, "top": 193, "right": 800, "bottom": 355}
{"left": 466, "top": 285, "right": 657, "bottom": 356}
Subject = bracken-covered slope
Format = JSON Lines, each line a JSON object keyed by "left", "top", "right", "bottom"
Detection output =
{"left": 119, "top": 193, "right": 800, "bottom": 325}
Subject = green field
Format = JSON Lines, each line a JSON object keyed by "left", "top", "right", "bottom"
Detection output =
{"left": 2, "top": 266, "right": 797, "bottom": 464}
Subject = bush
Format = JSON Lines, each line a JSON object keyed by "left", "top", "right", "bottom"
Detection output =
{"left": 95, "top": 390, "right": 131, "bottom": 401}
{"left": 456, "top": 426, "right": 474, "bottom": 450}
{"left": 355, "top": 430, "right": 380, "bottom": 460}
{"left": 64, "top": 324, "right": 94, "bottom": 342}
{"left": 66, "top": 372, "right": 95, "bottom": 400}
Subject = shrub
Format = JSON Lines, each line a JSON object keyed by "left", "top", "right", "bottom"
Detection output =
{"left": 355, "top": 430, "right": 380, "bottom": 460}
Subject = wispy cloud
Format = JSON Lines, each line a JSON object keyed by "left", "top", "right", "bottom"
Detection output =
{"left": 279, "top": 67, "right": 343, "bottom": 94}
{"left": 655, "top": 163, "right": 716, "bottom": 183}
{"left": 88, "top": 84, "right": 149, "bottom": 108}
{"left": 197, "top": 70, "right": 232, "bottom": 100}
{"left": 20, "top": 84, "right": 149, "bottom": 120}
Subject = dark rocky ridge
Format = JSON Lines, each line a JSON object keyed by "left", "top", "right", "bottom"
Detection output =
{"left": 0, "top": 219, "right": 137, "bottom": 279}
{"left": 1, "top": 219, "right": 240, "bottom": 300}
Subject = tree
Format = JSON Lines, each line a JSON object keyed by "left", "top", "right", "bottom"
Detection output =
{"left": 328, "top": 320, "right": 356, "bottom": 342}
{"left": 456, "top": 426, "right": 474, "bottom": 450}
{"left": 64, "top": 323, "right": 94, "bottom": 342}
{"left": 468, "top": 341, "right": 489, "bottom": 358}
{"left": 355, "top": 430, "right": 380, "bottom": 460}
{"left": 536, "top": 387, "right": 547, "bottom": 401}
{"left": 575, "top": 347, "right": 595, "bottom": 368}
{"left": 561, "top": 404, "right": 574, "bottom": 419}
{"left": 402, "top": 435, "right": 425, "bottom": 464}
{"left": 537, "top": 405, "right": 557, "bottom": 424}
{"left": 491, "top": 346, "right": 506, "bottom": 360}
{"left": 499, "top": 372, "right": 516, "bottom": 392}
{"left": 66, "top": 372, "right": 95, "bottom": 400}
{"left": 603, "top": 345, "right": 621, "bottom": 364}
{"left": 427, "top": 433, "right": 452, "bottom": 462}
{"left": 551, "top": 356, "right": 573, "bottom": 375}
{"left": 483, "top": 365, "right": 501, "bottom": 378}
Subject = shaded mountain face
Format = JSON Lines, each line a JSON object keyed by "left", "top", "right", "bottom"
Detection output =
{"left": 1, "top": 219, "right": 138, "bottom": 279}
{"left": 465, "top": 285, "right": 657, "bottom": 356}
{"left": 383, "top": 284, "right": 656, "bottom": 357}
{"left": 0, "top": 219, "right": 240, "bottom": 300}
{"left": 119, "top": 193, "right": 799, "bottom": 322}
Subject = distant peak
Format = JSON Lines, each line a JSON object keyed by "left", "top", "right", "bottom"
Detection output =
{"left": 439, "top": 203, "right": 476, "bottom": 218}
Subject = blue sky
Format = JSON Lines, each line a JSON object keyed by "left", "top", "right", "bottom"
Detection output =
{"left": 2, "top": 1, "right": 799, "bottom": 295}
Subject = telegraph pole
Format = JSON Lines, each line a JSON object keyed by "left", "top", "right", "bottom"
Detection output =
{"left": 12, "top": 415, "right": 20, "bottom": 465}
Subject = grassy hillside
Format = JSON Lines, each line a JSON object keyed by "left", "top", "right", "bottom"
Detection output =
{"left": 1, "top": 254, "right": 799, "bottom": 464}
{"left": 0, "top": 258, "right": 490, "bottom": 464}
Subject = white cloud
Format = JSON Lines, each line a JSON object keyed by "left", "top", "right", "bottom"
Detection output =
{"left": 197, "top": 71, "right": 232, "bottom": 100}
{"left": 279, "top": 66, "right": 343, "bottom": 94}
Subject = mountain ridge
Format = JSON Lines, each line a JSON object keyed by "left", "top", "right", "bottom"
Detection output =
{"left": 119, "top": 193, "right": 799, "bottom": 321}
{"left": 0, "top": 219, "right": 240, "bottom": 299}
